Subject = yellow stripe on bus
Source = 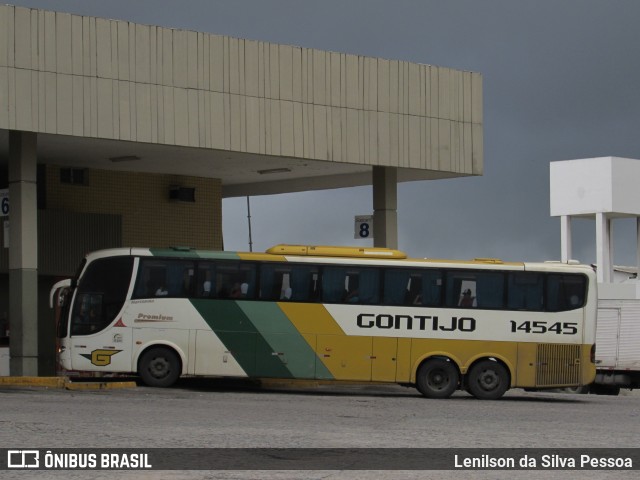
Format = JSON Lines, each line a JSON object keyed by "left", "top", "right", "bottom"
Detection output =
{"left": 279, "top": 303, "right": 345, "bottom": 335}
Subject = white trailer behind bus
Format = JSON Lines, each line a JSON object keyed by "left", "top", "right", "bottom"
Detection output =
{"left": 593, "top": 281, "right": 640, "bottom": 395}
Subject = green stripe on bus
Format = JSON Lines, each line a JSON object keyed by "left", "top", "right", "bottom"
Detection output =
{"left": 150, "top": 248, "right": 240, "bottom": 260}
{"left": 237, "top": 302, "right": 333, "bottom": 380}
{"left": 190, "top": 299, "right": 292, "bottom": 378}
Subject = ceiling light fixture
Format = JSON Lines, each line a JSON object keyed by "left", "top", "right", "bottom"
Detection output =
{"left": 257, "top": 167, "right": 291, "bottom": 175}
{"left": 109, "top": 155, "right": 141, "bottom": 162}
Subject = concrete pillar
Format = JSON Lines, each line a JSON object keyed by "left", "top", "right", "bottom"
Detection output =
{"left": 595, "top": 212, "right": 611, "bottom": 283}
{"left": 636, "top": 218, "right": 640, "bottom": 276}
{"left": 560, "top": 215, "right": 572, "bottom": 263}
{"left": 372, "top": 166, "right": 398, "bottom": 249}
{"left": 8, "top": 131, "right": 38, "bottom": 376}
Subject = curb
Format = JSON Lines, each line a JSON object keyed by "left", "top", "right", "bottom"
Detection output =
{"left": 0, "top": 376, "right": 137, "bottom": 390}
{"left": 0, "top": 376, "right": 66, "bottom": 388}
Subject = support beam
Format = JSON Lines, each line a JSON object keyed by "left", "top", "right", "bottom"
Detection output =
{"left": 595, "top": 212, "right": 611, "bottom": 283}
{"left": 8, "top": 131, "right": 39, "bottom": 376}
{"left": 560, "top": 215, "right": 572, "bottom": 263}
{"left": 637, "top": 218, "right": 640, "bottom": 278}
{"left": 372, "top": 166, "right": 398, "bottom": 249}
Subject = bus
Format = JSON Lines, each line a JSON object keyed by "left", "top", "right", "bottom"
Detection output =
{"left": 50, "top": 245, "right": 597, "bottom": 400}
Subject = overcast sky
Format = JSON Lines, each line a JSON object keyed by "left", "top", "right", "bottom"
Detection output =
{"left": 10, "top": 0, "right": 640, "bottom": 263}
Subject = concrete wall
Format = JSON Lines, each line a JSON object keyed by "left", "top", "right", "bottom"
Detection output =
{"left": 0, "top": 4, "right": 482, "bottom": 176}
{"left": 45, "top": 165, "right": 222, "bottom": 250}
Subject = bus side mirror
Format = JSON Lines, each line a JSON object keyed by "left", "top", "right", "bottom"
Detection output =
{"left": 49, "top": 279, "right": 72, "bottom": 309}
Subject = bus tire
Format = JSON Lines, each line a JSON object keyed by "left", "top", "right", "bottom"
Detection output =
{"left": 416, "top": 358, "right": 459, "bottom": 399}
{"left": 138, "top": 347, "right": 181, "bottom": 388}
{"left": 466, "top": 359, "right": 509, "bottom": 400}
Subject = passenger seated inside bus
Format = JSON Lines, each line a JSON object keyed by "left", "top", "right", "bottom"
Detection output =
{"left": 344, "top": 289, "right": 360, "bottom": 303}
{"left": 230, "top": 282, "right": 249, "bottom": 298}
{"left": 202, "top": 279, "right": 212, "bottom": 296}
{"left": 155, "top": 285, "right": 168, "bottom": 296}
{"left": 405, "top": 277, "right": 423, "bottom": 305}
{"left": 459, "top": 289, "right": 475, "bottom": 307}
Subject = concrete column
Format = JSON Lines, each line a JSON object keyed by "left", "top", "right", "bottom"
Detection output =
{"left": 8, "top": 131, "right": 38, "bottom": 376}
{"left": 595, "top": 212, "right": 611, "bottom": 283}
{"left": 636, "top": 218, "right": 640, "bottom": 276}
{"left": 372, "top": 166, "right": 398, "bottom": 249}
{"left": 560, "top": 215, "right": 572, "bottom": 263}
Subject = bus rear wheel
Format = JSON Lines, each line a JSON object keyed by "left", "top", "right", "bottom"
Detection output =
{"left": 416, "top": 358, "right": 459, "bottom": 399}
{"left": 466, "top": 360, "right": 509, "bottom": 400}
{"left": 138, "top": 347, "right": 181, "bottom": 387}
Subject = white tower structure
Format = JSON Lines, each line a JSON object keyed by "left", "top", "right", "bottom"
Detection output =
{"left": 551, "top": 157, "right": 640, "bottom": 392}
{"left": 550, "top": 157, "right": 640, "bottom": 293}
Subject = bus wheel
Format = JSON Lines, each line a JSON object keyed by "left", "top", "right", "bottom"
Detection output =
{"left": 416, "top": 358, "right": 459, "bottom": 399}
{"left": 466, "top": 360, "right": 509, "bottom": 400}
{"left": 138, "top": 347, "right": 181, "bottom": 387}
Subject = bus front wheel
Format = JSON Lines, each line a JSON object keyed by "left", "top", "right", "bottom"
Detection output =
{"left": 466, "top": 360, "right": 509, "bottom": 400}
{"left": 416, "top": 358, "right": 459, "bottom": 399}
{"left": 138, "top": 347, "right": 181, "bottom": 387}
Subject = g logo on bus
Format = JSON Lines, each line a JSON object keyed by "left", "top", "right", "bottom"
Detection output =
{"left": 80, "top": 349, "right": 122, "bottom": 366}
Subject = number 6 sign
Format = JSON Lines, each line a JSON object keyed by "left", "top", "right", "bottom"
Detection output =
{"left": 0, "top": 189, "right": 8, "bottom": 217}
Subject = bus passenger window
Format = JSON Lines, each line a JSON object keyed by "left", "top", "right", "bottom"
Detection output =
{"left": 197, "top": 263, "right": 216, "bottom": 297}
{"left": 215, "top": 263, "right": 256, "bottom": 300}
{"left": 322, "top": 267, "right": 379, "bottom": 305}
{"left": 445, "top": 272, "right": 477, "bottom": 308}
{"left": 546, "top": 274, "right": 586, "bottom": 311}
{"left": 133, "top": 259, "right": 195, "bottom": 298}
{"left": 507, "top": 273, "right": 543, "bottom": 311}
{"left": 445, "top": 271, "right": 505, "bottom": 309}
{"left": 260, "top": 264, "right": 319, "bottom": 302}
{"left": 383, "top": 269, "right": 442, "bottom": 307}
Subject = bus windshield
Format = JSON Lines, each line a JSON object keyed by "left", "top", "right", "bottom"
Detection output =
{"left": 69, "top": 256, "right": 134, "bottom": 336}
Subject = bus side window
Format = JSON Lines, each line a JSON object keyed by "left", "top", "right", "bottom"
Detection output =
{"left": 216, "top": 262, "right": 256, "bottom": 300}
{"left": 165, "top": 261, "right": 195, "bottom": 297}
{"left": 134, "top": 260, "right": 196, "bottom": 298}
{"left": 290, "top": 265, "right": 318, "bottom": 302}
{"left": 197, "top": 262, "right": 216, "bottom": 297}
{"left": 323, "top": 267, "right": 379, "bottom": 305}
{"left": 259, "top": 264, "right": 318, "bottom": 302}
{"left": 546, "top": 274, "right": 586, "bottom": 311}
{"left": 475, "top": 272, "right": 505, "bottom": 309}
{"left": 322, "top": 267, "right": 348, "bottom": 303}
{"left": 383, "top": 269, "right": 411, "bottom": 305}
{"left": 445, "top": 271, "right": 477, "bottom": 308}
{"left": 420, "top": 270, "right": 443, "bottom": 307}
{"left": 133, "top": 260, "right": 166, "bottom": 299}
{"left": 507, "top": 273, "right": 543, "bottom": 311}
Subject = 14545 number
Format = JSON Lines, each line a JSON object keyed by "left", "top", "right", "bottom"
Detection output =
{"left": 509, "top": 320, "right": 577, "bottom": 335}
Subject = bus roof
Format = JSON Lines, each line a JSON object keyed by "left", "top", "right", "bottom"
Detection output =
{"left": 78, "top": 245, "right": 591, "bottom": 274}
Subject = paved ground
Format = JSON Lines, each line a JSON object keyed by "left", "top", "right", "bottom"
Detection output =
{"left": 1, "top": 380, "right": 638, "bottom": 479}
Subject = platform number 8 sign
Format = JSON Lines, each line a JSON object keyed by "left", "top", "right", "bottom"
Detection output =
{"left": 354, "top": 215, "right": 374, "bottom": 239}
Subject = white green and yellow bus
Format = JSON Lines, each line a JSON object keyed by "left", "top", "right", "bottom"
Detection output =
{"left": 50, "top": 245, "right": 597, "bottom": 399}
